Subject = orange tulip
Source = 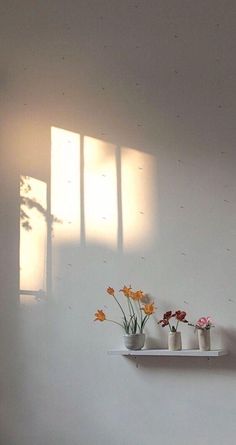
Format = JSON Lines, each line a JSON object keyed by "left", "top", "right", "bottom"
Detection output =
{"left": 142, "top": 303, "right": 155, "bottom": 315}
{"left": 119, "top": 285, "right": 132, "bottom": 297}
{"left": 94, "top": 310, "right": 106, "bottom": 321}
{"left": 107, "top": 287, "right": 115, "bottom": 296}
{"left": 131, "top": 290, "right": 144, "bottom": 301}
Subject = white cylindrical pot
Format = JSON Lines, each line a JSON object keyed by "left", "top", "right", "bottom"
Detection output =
{"left": 124, "top": 333, "right": 145, "bottom": 350}
{"left": 198, "top": 329, "right": 210, "bottom": 351}
{"left": 168, "top": 331, "right": 182, "bottom": 351}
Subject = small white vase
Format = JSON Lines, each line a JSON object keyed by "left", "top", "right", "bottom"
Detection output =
{"left": 198, "top": 329, "right": 210, "bottom": 351}
{"left": 168, "top": 331, "right": 182, "bottom": 351}
{"left": 124, "top": 333, "right": 145, "bottom": 350}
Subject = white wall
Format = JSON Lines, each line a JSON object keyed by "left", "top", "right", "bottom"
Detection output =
{"left": 1, "top": 1, "right": 236, "bottom": 444}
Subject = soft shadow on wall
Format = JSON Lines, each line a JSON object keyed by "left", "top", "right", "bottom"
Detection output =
{"left": 19, "top": 126, "right": 158, "bottom": 305}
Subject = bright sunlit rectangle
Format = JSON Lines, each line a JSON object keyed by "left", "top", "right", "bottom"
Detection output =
{"left": 20, "top": 176, "right": 47, "bottom": 294}
{"left": 84, "top": 137, "right": 117, "bottom": 248}
{"left": 121, "top": 148, "right": 156, "bottom": 251}
{"left": 51, "top": 127, "right": 80, "bottom": 243}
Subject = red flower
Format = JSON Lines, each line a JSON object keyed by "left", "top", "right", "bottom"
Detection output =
{"left": 158, "top": 310, "right": 188, "bottom": 330}
{"left": 174, "top": 310, "right": 188, "bottom": 323}
{"left": 164, "top": 311, "right": 173, "bottom": 320}
{"left": 158, "top": 311, "right": 174, "bottom": 327}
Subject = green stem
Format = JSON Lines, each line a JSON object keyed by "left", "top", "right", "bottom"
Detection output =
{"left": 138, "top": 300, "right": 143, "bottom": 325}
{"left": 141, "top": 315, "right": 149, "bottom": 332}
{"left": 114, "top": 295, "right": 127, "bottom": 324}
{"left": 128, "top": 298, "right": 136, "bottom": 319}
{"left": 127, "top": 297, "right": 133, "bottom": 319}
{"left": 106, "top": 319, "right": 125, "bottom": 329}
{"left": 132, "top": 300, "right": 141, "bottom": 332}
{"left": 127, "top": 298, "right": 136, "bottom": 331}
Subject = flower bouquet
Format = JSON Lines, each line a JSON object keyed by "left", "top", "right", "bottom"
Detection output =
{"left": 158, "top": 310, "right": 188, "bottom": 351}
{"left": 94, "top": 285, "right": 156, "bottom": 350}
{"left": 188, "top": 316, "right": 214, "bottom": 351}
{"left": 189, "top": 316, "right": 213, "bottom": 331}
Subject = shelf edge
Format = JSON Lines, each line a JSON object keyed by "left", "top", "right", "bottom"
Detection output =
{"left": 108, "top": 349, "right": 228, "bottom": 357}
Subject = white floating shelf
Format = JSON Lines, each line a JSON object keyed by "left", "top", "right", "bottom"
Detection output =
{"left": 108, "top": 349, "right": 228, "bottom": 357}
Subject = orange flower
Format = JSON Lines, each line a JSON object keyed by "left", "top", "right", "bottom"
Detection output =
{"left": 131, "top": 290, "right": 144, "bottom": 301}
{"left": 107, "top": 287, "right": 115, "bottom": 296}
{"left": 142, "top": 303, "right": 155, "bottom": 315}
{"left": 119, "top": 285, "right": 132, "bottom": 297}
{"left": 94, "top": 310, "right": 106, "bottom": 321}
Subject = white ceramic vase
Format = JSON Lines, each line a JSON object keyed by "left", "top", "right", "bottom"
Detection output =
{"left": 124, "top": 333, "right": 145, "bottom": 350}
{"left": 168, "top": 331, "right": 182, "bottom": 351}
{"left": 198, "top": 329, "right": 210, "bottom": 351}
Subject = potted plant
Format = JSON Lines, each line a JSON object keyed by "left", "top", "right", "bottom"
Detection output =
{"left": 94, "top": 285, "right": 156, "bottom": 350}
{"left": 188, "top": 316, "right": 214, "bottom": 351}
{"left": 158, "top": 310, "right": 188, "bottom": 351}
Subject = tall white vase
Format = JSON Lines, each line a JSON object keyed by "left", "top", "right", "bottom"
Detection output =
{"left": 198, "top": 329, "right": 210, "bottom": 351}
{"left": 168, "top": 331, "right": 182, "bottom": 351}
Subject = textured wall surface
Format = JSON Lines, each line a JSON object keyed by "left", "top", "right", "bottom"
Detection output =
{"left": 1, "top": 1, "right": 236, "bottom": 444}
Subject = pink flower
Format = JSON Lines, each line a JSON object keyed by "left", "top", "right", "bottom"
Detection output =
{"left": 196, "top": 316, "right": 213, "bottom": 329}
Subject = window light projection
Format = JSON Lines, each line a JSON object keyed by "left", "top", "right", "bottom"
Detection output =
{"left": 84, "top": 136, "right": 118, "bottom": 248}
{"left": 19, "top": 176, "right": 47, "bottom": 304}
{"left": 51, "top": 127, "right": 80, "bottom": 243}
{"left": 19, "top": 128, "right": 157, "bottom": 305}
{"left": 50, "top": 129, "right": 156, "bottom": 251}
{"left": 121, "top": 147, "right": 156, "bottom": 251}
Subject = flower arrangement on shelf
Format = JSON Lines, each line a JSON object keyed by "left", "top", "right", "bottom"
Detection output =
{"left": 94, "top": 287, "right": 217, "bottom": 352}
{"left": 188, "top": 316, "right": 214, "bottom": 331}
{"left": 158, "top": 310, "right": 188, "bottom": 332}
{"left": 188, "top": 316, "right": 214, "bottom": 351}
{"left": 158, "top": 310, "right": 188, "bottom": 351}
{"left": 94, "top": 285, "right": 156, "bottom": 335}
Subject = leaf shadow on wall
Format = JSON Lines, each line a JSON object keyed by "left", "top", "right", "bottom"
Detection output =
{"left": 19, "top": 127, "right": 158, "bottom": 305}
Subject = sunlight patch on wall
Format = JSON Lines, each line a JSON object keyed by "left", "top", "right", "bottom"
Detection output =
{"left": 20, "top": 294, "right": 41, "bottom": 306}
{"left": 50, "top": 129, "right": 156, "bottom": 251}
{"left": 121, "top": 148, "right": 156, "bottom": 251}
{"left": 51, "top": 127, "right": 80, "bottom": 243}
{"left": 84, "top": 137, "right": 117, "bottom": 249}
{"left": 19, "top": 176, "right": 47, "bottom": 299}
